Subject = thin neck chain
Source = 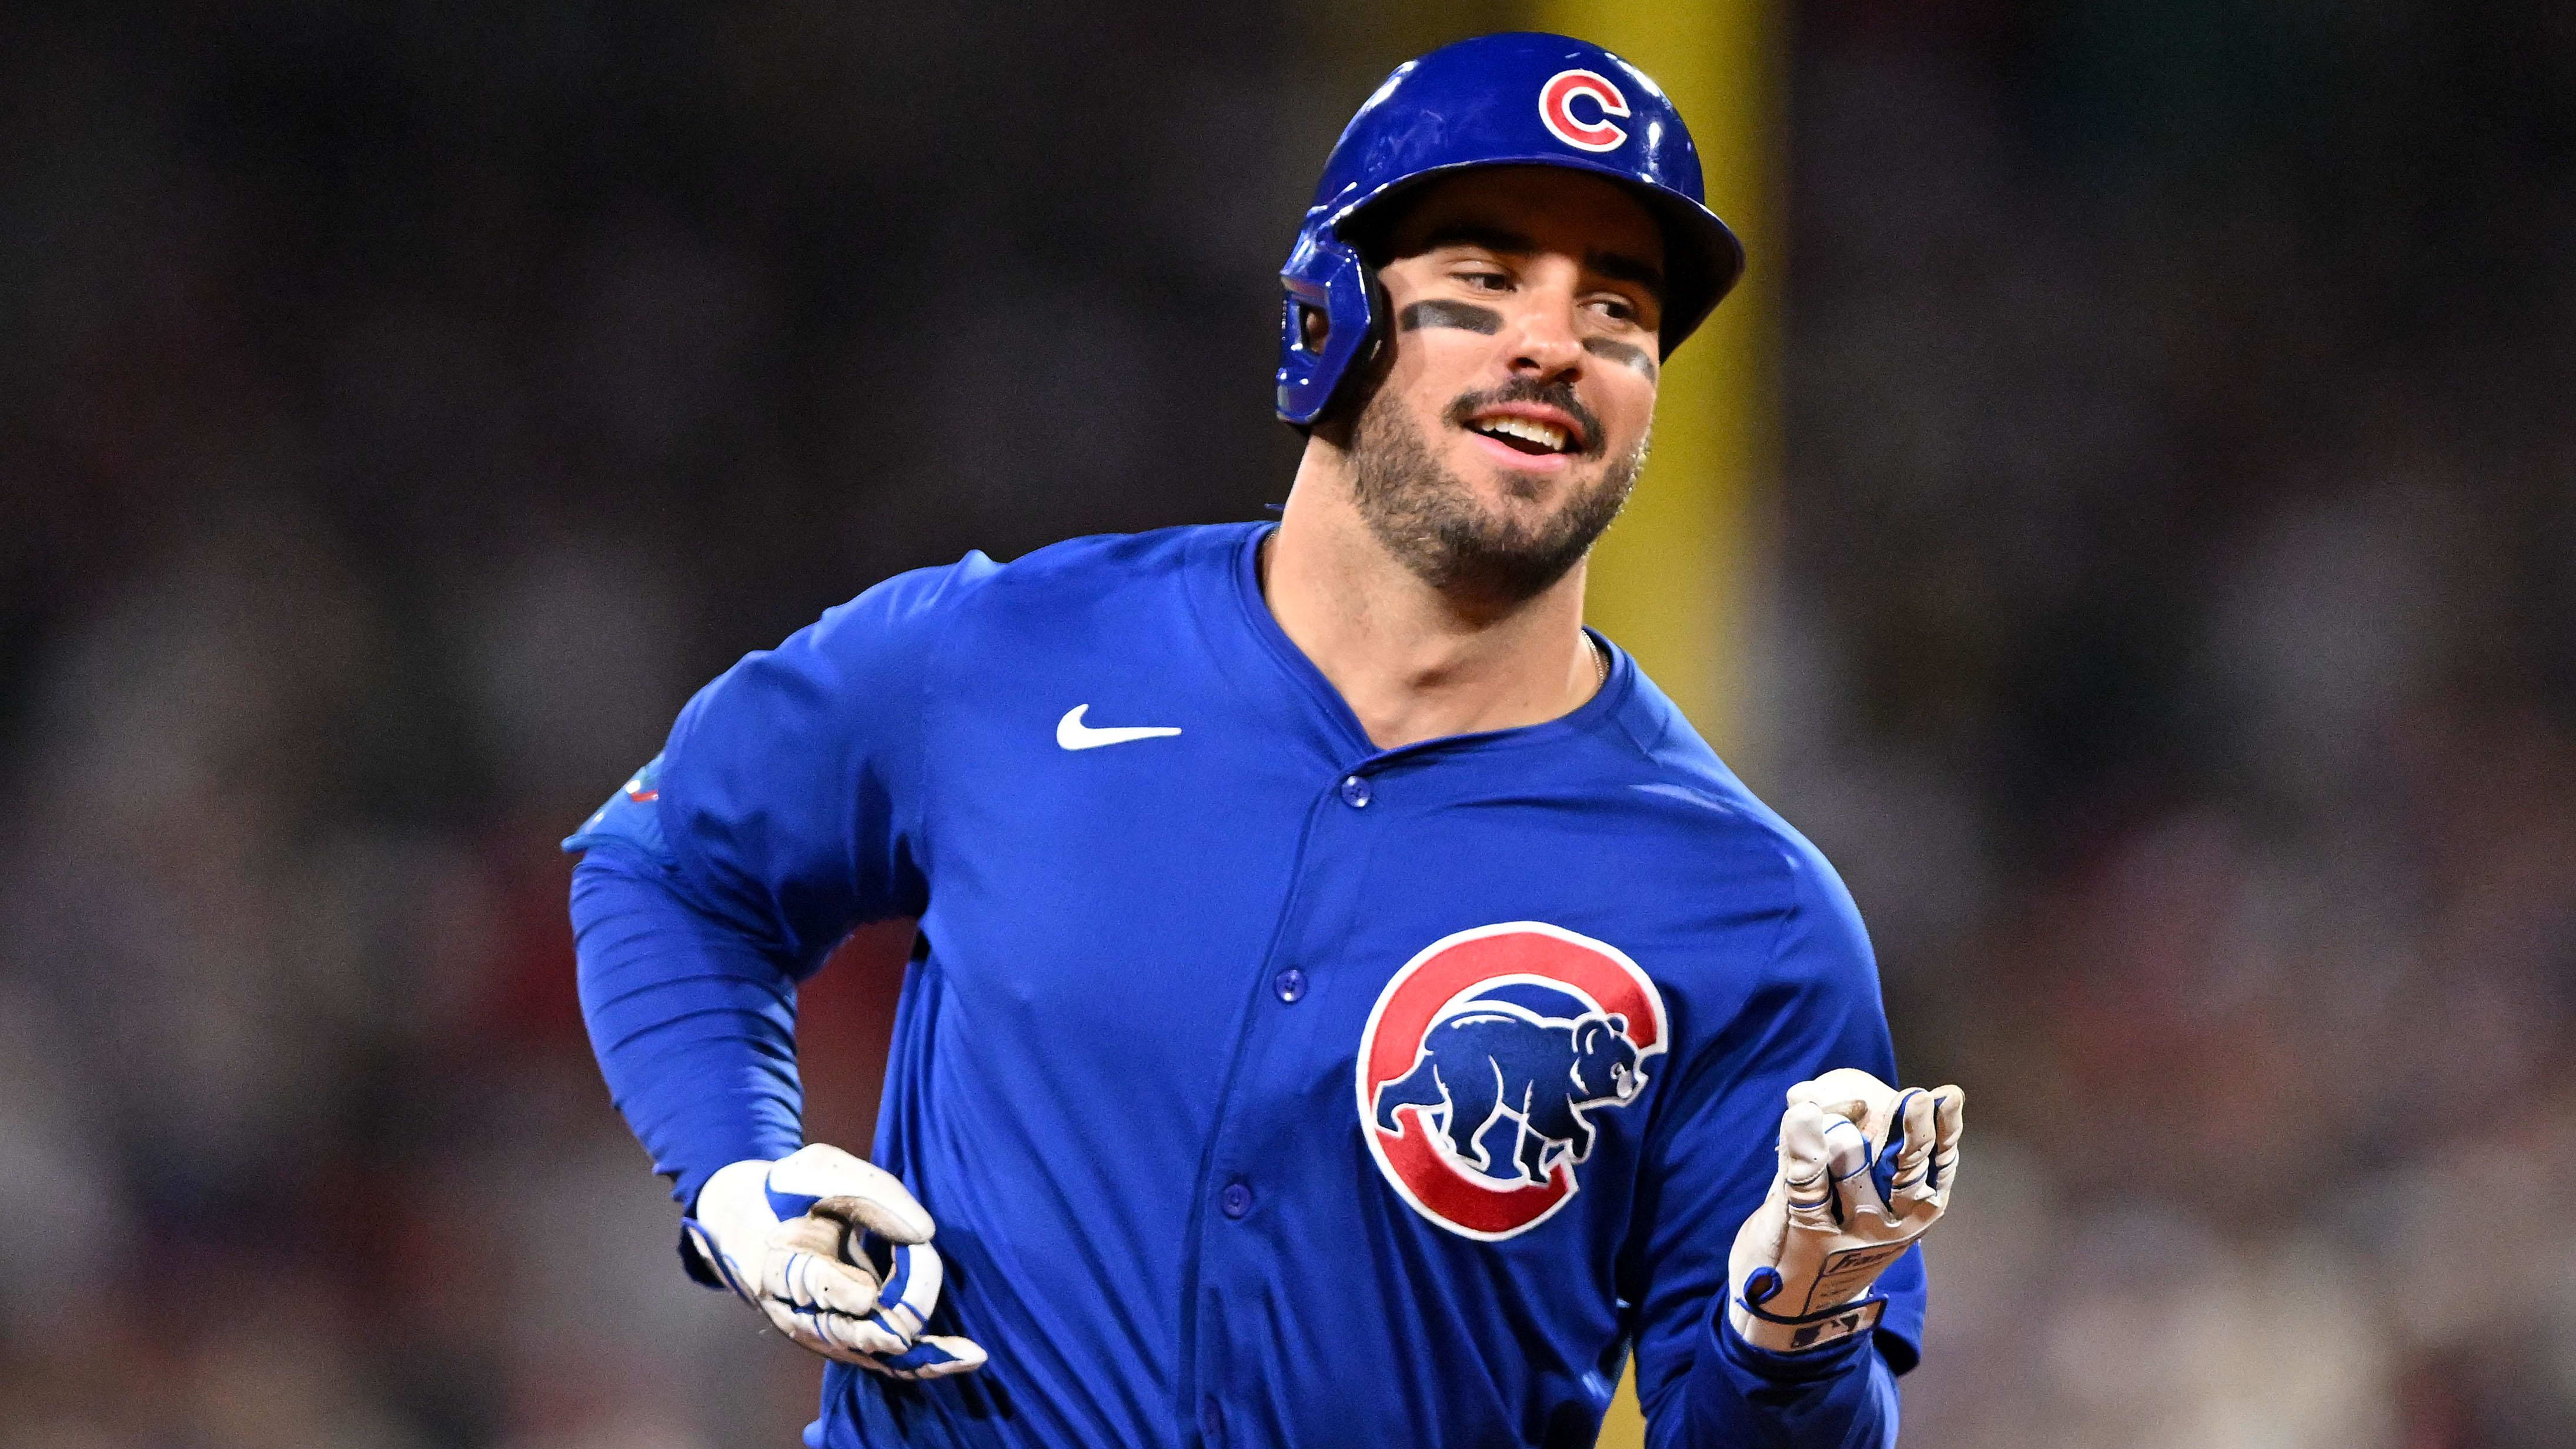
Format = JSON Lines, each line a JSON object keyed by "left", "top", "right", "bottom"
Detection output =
{"left": 1589, "top": 636, "right": 1609, "bottom": 688}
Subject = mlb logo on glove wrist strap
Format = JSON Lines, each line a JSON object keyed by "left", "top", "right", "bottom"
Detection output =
{"left": 1737, "top": 1294, "right": 1887, "bottom": 1353}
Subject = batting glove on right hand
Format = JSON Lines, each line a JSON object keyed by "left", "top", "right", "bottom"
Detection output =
{"left": 686, "top": 1143, "right": 987, "bottom": 1379}
{"left": 1726, "top": 1070, "right": 1964, "bottom": 1354}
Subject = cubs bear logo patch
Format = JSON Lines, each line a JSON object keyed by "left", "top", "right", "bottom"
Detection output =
{"left": 1357, "top": 922, "right": 1669, "bottom": 1240}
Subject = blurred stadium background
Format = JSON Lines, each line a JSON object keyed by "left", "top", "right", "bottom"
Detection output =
{"left": 5, "top": 2, "right": 2574, "bottom": 1445}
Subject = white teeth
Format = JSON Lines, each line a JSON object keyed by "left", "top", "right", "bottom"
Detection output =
{"left": 1474, "top": 416, "right": 1570, "bottom": 452}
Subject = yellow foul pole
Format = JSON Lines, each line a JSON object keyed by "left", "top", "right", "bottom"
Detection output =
{"left": 1529, "top": 0, "right": 1782, "bottom": 1443}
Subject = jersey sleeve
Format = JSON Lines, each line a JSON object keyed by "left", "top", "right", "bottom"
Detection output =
{"left": 1625, "top": 843, "right": 1927, "bottom": 1448}
{"left": 564, "top": 553, "right": 996, "bottom": 1208}
{"left": 648, "top": 553, "right": 997, "bottom": 964}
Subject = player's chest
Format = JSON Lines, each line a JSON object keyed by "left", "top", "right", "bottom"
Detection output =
{"left": 920, "top": 702, "right": 1719, "bottom": 1076}
{"left": 920, "top": 722, "right": 1736, "bottom": 1244}
{"left": 922, "top": 685, "right": 1676, "bottom": 972}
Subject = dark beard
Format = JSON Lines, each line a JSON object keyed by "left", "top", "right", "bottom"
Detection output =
{"left": 1347, "top": 379, "right": 1644, "bottom": 608}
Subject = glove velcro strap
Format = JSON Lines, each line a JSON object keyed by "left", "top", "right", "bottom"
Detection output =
{"left": 1737, "top": 1294, "right": 1887, "bottom": 1353}
{"left": 870, "top": 1337, "right": 968, "bottom": 1375}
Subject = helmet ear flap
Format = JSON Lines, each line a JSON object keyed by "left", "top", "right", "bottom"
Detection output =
{"left": 1318, "top": 264, "right": 1396, "bottom": 430}
{"left": 1275, "top": 233, "right": 1383, "bottom": 428}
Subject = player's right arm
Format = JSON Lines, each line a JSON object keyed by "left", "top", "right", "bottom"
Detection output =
{"left": 564, "top": 552, "right": 998, "bottom": 1370}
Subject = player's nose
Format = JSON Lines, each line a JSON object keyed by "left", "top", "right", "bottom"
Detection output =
{"left": 1501, "top": 272, "right": 1585, "bottom": 378}
{"left": 1503, "top": 304, "right": 1584, "bottom": 378}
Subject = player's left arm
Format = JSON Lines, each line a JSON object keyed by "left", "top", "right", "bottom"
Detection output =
{"left": 1622, "top": 854, "right": 1962, "bottom": 1448}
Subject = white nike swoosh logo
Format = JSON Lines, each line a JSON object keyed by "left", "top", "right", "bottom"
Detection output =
{"left": 1056, "top": 704, "right": 1184, "bottom": 751}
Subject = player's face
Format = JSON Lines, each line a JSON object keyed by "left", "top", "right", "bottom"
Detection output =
{"left": 1342, "top": 166, "right": 1666, "bottom": 605}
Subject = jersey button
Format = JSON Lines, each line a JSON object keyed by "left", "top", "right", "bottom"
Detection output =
{"left": 1219, "top": 1180, "right": 1253, "bottom": 1218}
{"left": 1273, "top": 967, "right": 1307, "bottom": 1003}
{"left": 1339, "top": 774, "right": 1372, "bottom": 808}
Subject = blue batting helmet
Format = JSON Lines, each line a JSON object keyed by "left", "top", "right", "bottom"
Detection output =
{"left": 1274, "top": 32, "right": 1746, "bottom": 426}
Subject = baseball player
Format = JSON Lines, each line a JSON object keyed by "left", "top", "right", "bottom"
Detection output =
{"left": 569, "top": 32, "right": 1963, "bottom": 1448}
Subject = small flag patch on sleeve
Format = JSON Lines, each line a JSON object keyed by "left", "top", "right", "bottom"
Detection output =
{"left": 563, "top": 753, "right": 670, "bottom": 860}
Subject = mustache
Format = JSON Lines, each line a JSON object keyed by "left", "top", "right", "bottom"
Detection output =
{"left": 1442, "top": 379, "right": 1607, "bottom": 458}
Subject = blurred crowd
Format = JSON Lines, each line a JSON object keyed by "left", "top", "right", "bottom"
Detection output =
{"left": 0, "top": 5, "right": 1300, "bottom": 1445}
{"left": 2, "top": 2, "right": 2571, "bottom": 1447}
{"left": 1764, "top": 4, "right": 2576, "bottom": 1444}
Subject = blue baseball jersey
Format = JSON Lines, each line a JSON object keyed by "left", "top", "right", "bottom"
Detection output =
{"left": 567, "top": 522, "right": 1924, "bottom": 1448}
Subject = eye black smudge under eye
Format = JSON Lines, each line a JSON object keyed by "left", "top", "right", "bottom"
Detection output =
{"left": 1582, "top": 338, "right": 1657, "bottom": 381}
{"left": 1398, "top": 301, "right": 1503, "bottom": 335}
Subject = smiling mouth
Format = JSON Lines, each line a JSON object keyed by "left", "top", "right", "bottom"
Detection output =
{"left": 1465, "top": 416, "right": 1575, "bottom": 456}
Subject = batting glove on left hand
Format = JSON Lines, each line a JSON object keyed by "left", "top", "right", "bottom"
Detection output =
{"left": 1726, "top": 1069, "right": 1964, "bottom": 1354}
{"left": 686, "top": 1143, "right": 987, "bottom": 1379}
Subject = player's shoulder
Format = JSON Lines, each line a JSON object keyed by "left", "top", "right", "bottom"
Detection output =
{"left": 1597, "top": 663, "right": 1867, "bottom": 946}
{"left": 809, "top": 522, "right": 1254, "bottom": 650}
{"left": 960, "top": 521, "right": 1256, "bottom": 609}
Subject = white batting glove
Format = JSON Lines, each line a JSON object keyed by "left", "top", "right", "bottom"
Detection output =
{"left": 1726, "top": 1069, "right": 1964, "bottom": 1354}
{"left": 685, "top": 1143, "right": 988, "bottom": 1378}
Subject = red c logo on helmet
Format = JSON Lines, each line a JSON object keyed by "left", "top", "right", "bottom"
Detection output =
{"left": 1357, "top": 922, "right": 1668, "bottom": 1240}
{"left": 1538, "top": 69, "right": 1632, "bottom": 153}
